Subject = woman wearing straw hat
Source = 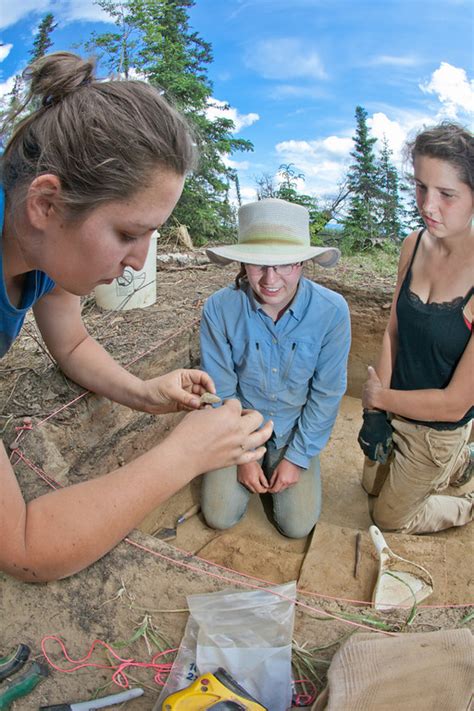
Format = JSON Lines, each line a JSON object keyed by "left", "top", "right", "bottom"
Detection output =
{"left": 200, "top": 198, "right": 351, "bottom": 538}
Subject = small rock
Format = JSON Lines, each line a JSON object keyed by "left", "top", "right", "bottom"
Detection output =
{"left": 199, "top": 392, "right": 222, "bottom": 405}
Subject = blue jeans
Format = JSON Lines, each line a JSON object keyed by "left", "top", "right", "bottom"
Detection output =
{"left": 201, "top": 440, "right": 322, "bottom": 539}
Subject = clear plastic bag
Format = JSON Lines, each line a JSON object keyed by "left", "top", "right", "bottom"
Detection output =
{"left": 155, "top": 581, "right": 296, "bottom": 711}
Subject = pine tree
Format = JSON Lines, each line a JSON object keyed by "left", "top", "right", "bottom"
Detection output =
{"left": 87, "top": 0, "right": 253, "bottom": 243}
{"left": 84, "top": 2, "right": 138, "bottom": 78}
{"left": 30, "top": 13, "right": 57, "bottom": 62}
{"left": 377, "top": 137, "right": 403, "bottom": 243}
{"left": 399, "top": 178, "right": 424, "bottom": 234}
{"left": 343, "top": 106, "right": 380, "bottom": 251}
{"left": 0, "top": 14, "right": 57, "bottom": 148}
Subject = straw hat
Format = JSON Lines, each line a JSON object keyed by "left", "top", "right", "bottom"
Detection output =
{"left": 206, "top": 198, "right": 340, "bottom": 267}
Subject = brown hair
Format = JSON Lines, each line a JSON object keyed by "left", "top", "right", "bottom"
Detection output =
{"left": 234, "top": 263, "right": 248, "bottom": 289}
{"left": 1, "top": 52, "right": 197, "bottom": 216}
{"left": 406, "top": 121, "right": 473, "bottom": 190}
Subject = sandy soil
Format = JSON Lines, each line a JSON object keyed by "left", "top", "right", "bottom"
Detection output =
{"left": 0, "top": 254, "right": 472, "bottom": 709}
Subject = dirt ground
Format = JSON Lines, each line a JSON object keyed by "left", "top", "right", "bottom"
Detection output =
{"left": 0, "top": 253, "right": 472, "bottom": 709}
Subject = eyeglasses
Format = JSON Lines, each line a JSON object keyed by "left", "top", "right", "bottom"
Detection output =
{"left": 245, "top": 263, "right": 303, "bottom": 276}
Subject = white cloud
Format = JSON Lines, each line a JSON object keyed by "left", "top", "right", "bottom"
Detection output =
{"left": 420, "top": 62, "right": 474, "bottom": 118}
{"left": 0, "top": 0, "right": 111, "bottom": 30}
{"left": 274, "top": 136, "right": 353, "bottom": 196}
{"left": 368, "top": 54, "right": 419, "bottom": 67}
{"left": 223, "top": 156, "right": 251, "bottom": 170}
{"left": 240, "top": 185, "right": 258, "bottom": 202}
{"left": 269, "top": 84, "right": 328, "bottom": 100}
{"left": 321, "top": 136, "right": 354, "bottom": 156}
{"left": 0, "top": 0, "right": 50, "bottom": 30}
{"left": 276, "top": 136, "right": 353, "bottom": 160}
{"left": 245, "top": 38, "right": 327, "bottom": 80}
{"left": 367, "top": 113, "right": 408, "bottom": 157}
{"left": 0, "top": 75, "right": 16, "bottom": 100}
{"left": 0, "top": 44, "right": 13, "bottom": 62}
{"left": 206, "top": 98, "right": 259, "bottom": 133}
{"left": 60, "top": 0, "right": 112, "bottom": 24}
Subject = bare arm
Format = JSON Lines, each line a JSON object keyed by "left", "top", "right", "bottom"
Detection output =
{"left": 0, "top": 401, "right": 272, "bottom": 582}
{"left": 33, "top": 287, "right": 211, "bottom": 413}
{"left": 364, "top": 335, "right": 473, "bottom": 421}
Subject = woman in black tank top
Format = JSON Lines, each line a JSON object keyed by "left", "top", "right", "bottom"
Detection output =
{"left": 358, "top": 122, "right": 473, "bottom": 535}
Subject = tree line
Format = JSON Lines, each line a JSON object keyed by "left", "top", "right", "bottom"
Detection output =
{"left": 0, "top": 1, "right": 423, "bottom": 253}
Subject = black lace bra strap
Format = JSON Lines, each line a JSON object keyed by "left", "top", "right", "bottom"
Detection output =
{"left": 407, "top": 228, "right": 425, "bottom": 272}
{"left": 462, "top": 286, "right": 474, "bottom": 306}
{"left": 401, "top": 228, "right": 425, "bottom": 293}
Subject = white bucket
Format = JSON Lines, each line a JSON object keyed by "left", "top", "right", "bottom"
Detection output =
{"left": 94, "top": 231, "right": 158, "bottom": 311}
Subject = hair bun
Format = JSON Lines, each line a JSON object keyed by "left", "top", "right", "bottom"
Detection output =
{"left": 23, "top": 51, "right": 95, "bottom": 107}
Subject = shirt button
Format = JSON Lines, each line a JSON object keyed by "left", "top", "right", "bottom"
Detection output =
{"left": 272, "top": 367, "right": 278, "bottom": 373}
{"left": 272, "top": 338, "right": 277, "bottom": 344}
{"left": 271, "top": 394, "right": 277, "bottom": 400}
{"left": 269, "top": 412, "right": 274, "bottom": 416}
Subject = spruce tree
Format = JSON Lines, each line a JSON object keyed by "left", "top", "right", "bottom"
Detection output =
{"left": 1, "top": 14, "right": 57, "bottom": 148}
{"left": 343, "top": 106, "right": 380, "bottom": 251}
{"left": 400, "top": 178, "right": 425, "bottom": 234}
{"left": 377, "top": 137, "right": 403, "bottom": 243}
{"left": 84, "top": 2, "right": 138, "bottom": 78}
{"left": 87, "top": 0, "right": 253, "bottom": 243}
{"left": 30, "top": 13, "right": 57, "bottom": 62}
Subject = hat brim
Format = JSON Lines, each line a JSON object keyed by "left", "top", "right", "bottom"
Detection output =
{"left": 206, "top": 243, "right": 340, "bottom": 268}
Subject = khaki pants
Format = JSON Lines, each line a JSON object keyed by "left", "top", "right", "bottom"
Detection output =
{"left": 362, "top": 417, "right": 472, "bottom": 534}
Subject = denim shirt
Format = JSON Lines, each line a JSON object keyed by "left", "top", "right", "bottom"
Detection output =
{"left": 200, "top": 277, "right": 351, "bottom": 469}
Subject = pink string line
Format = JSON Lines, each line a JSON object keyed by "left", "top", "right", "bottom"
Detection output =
{"left": 124, "top": 537, "right": 397, "bottom": 636}
{"left": 11, "top": 448, "right": 61, "bottom": 490}
{"left": 11, "top": 320, "right": 473, "bottom": 613}
{"left": 42, "top": 634, "right": 317, "bottom": 702}
{"left": 41, "top": 635, "right": 177, "bottom": 689}
{"left": 33, "top": 318, "right": 200, "bottom": 430}
{"left": 14, "top": 449, "right": 474, "bottom": 614}
{"left": 168, "top": 541, "right": 474, "bottom": 610}
{"left": 293, "top": 679, "right": 318, "bottom": 706}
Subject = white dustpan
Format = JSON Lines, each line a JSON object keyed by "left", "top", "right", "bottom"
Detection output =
{"left": 369, "top": 526, "right": 434, "bottom": 610}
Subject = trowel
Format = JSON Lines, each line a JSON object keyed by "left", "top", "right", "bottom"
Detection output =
{"left": 152, "top": 504, "right": 201, "bottom": 541}
{"left": 369, "top": 525, "right": 434, "bottom": 610}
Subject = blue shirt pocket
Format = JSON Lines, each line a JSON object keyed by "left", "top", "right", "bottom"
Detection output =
{"left": 233, "top": 339, "right": 268, "bottom": 391}
{"left": 282, "top": 340, "right": 317, "bottom": 389}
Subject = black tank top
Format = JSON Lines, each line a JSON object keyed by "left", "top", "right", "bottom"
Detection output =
{"left": 391, "top": 229, "right": 473, "bottom": 430}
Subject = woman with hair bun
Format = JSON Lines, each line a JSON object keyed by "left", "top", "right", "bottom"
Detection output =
{"left": 0, "top": 52, "right": 271, "bottom": 582}
{"left": 359, "top": 122, "right": 473, "bottom": 534}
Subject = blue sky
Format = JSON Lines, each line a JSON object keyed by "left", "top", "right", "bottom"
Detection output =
{"left": 1, "top": 0, "right": 473, "bottom": 203}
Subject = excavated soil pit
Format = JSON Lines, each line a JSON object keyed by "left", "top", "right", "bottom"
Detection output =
{"left": 1, "top": 256, "right": 472, "bottom": 709}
